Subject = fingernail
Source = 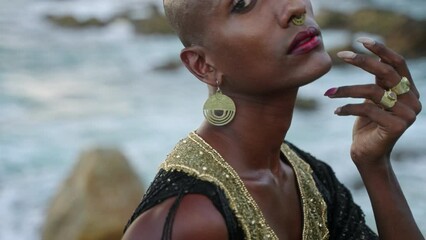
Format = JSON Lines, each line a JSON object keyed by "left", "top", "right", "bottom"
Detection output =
{"left": 324, "top": 87, "right": 338, "bottom": 97}
{"left": 334, "top": 107, "right": 342, "bottom": 115}
{"left": 337, "top": 51, "right": 357, "bottom": 59}
{"left": 356, "top": 37, "right": 376, "bottom": 46}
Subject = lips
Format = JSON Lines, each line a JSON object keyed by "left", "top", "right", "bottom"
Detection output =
{"left": 287, "top": 27, "right": 322, "bottom": 55}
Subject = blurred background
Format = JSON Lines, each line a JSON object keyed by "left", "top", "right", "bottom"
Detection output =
{"left": 0, "top": 0, "right": 425, "bottom": 239}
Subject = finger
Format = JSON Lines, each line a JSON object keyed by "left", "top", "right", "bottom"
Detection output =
{"left": 391, "top": 102, "right": 418, "bottom": 127}
{"left": 362, "top": 99, "right": 417, "bottom": 126}
{"left": 325, "top": 85, "right": 420, "bottom": 114}
{"left": 356, "top": 37, "right": 420, "bottom": 98}
{"left": 357, "top": 37, "right": 410, "bottom": 76}
{"left": 325, "top": 84, "right": 381, "bottom": 101}
{"left": 336, "top": 51, "right": 401, "bottom": 89}
{"left": 334, "top": 102, "right": 409, "bottom": 136}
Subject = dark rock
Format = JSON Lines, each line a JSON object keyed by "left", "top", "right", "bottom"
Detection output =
{"left": 153, "top": 58, "right": 182, "bottom": 71}
{"left": 42, "top": 148, "right": 144, "bottom": 240}
{"left": 349, "top": 9, "right": 410, "bottom": 37}
{"left": 45, "top": 15, "right": 110, "bottom": 28}
{"left": 351, "top": 178, "right": 366, "bottom": 191}
{"left": 44, "top": 3, "right": 175, "bottom": 35}
{"left": 316, "top": 8, "right": 426, "bottom": 58}
{"left": 349, "top": 9, "right": 426, "bottom": 58}
{"left": 130, "top": 4, "right": 174, "bottom": 35}
{"left": 316, "top": 10, "right": 349, "bottom": 29}
{"left": 295, "top": 97, "right": 319, "bottom": 111}
{"left": 392, "top": 148, "right": 425, "bottom": 162}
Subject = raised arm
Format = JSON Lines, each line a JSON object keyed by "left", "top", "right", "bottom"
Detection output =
{"left": 324, "top": 37, "right": 424, "bottom": 240}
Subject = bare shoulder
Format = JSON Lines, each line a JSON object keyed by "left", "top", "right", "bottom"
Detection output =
{"left": 122, "top": 194, "right": 228, "bottom": 240}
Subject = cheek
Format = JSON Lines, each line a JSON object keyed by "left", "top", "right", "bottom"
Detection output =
{"left": 213, "top": 35, "right": 281, "bottom": 77}
{"left": 209, "top": 40, "right": 289, "bottom": 94}
{"left": 207, "top": 15, "right": 282, "bottom": 75}
{"left": 217, "top": 48, "right": 278, "bottom": 87}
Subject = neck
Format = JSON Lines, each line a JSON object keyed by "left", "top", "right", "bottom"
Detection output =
{"left": 197, "top": 88, "right": 298, "bottom": 177}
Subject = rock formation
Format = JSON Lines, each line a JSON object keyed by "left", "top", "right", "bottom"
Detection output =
{"left": 317, "top": 9, "right": 426, "bottom": 58}
{"left": 42, "top": 148, "right": 144, "bottom": 240}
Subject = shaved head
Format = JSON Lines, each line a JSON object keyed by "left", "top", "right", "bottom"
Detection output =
{"left": 163, "top": 0, "right": 213, "bottom": 47}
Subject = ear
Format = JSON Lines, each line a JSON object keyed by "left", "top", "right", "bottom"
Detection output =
{"left": 180, "top": 46, "right": 219, "bottom": 87}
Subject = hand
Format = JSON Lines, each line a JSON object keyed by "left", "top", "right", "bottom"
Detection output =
{"left": 324, "top": 37, "right": 422, "bottom": 166}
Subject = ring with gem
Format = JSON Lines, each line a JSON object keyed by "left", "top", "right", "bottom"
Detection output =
{"left": 380, "top": 90, "right": 398, "bottom": 109}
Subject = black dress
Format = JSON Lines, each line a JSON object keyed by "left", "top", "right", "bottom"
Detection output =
{"left": 124, "top": 133, "right": 378, "bottom": 240}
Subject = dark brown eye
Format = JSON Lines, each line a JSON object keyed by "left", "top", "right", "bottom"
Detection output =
{"left": 231, "top": 0, "right": 253, "bottom": 13}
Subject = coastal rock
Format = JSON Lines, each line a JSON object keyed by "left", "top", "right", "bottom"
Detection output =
{"left": 45, "top": 15, "right": 110, "bottom": 28}
{"left": 44, "top": 3, "right": 174, "bottom": 35}
{"left": 153, "top": 58, "right": 182, "bottom": 71}
{"left": 42, "top": 148, "right": 144, "bottom": 240}
{"left": 130, "top": 4, "right": 174, "bottom": 35}
{"left": 349, "top": 9, "right": 426, "bottom": 58}
{"left": 295, "top": 97, "right": 318, "bottom": 111}
{"left": 315, "top": 10, "right": 349, "bottom": 29}
{"left": 316, "top": 9, "right": 426, "bottom": 58}
{"left": 392, "top": 148, "right": 425, "bottom": 162}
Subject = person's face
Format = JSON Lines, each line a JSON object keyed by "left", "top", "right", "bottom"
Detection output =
{"left": 200, "top": 0, "right": 332, "bottom": 96}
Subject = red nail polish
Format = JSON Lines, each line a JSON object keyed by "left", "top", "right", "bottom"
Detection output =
{"left": 324, "top": 88, "right": 338, "bottom": 96}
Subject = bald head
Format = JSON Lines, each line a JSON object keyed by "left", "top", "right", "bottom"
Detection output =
{"left": 163, "top": 0, "right": 213, "bottom": 47}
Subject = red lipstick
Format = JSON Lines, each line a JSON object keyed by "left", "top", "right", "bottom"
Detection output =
{"left": 287, "top": 27, "right": 322, "bottom": 55}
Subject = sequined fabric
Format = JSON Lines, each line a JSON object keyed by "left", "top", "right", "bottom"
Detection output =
{"left": 293, "top": 147, "right": 379, "bottom": 240}
{"left": 282, "top": 143, "right": 329, "bottom": 239}
{"left": 161, "top": 132, "right": 278, "bottom": 239}
{"left": 160, "top": 132, "right": 329, "bottom": 239}
{"left": 124, "top": 132, "right": 378, "bottom": 240}
{"left": 124, "top": 169, "right": 244, "bottom": 239}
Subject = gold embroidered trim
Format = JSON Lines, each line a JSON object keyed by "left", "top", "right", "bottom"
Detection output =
{"left": 281, "top": 144, "right": 329, "bottom": 240}
{"left": 160, "top": 132, "right": 329, "bottom": 240}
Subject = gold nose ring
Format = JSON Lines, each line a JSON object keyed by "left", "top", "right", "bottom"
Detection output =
{"left": 292, "top": 14, "right": 305, "bottom": 26}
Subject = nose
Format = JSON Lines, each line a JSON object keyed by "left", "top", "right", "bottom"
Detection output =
{"left": 276, "top": 0, "right": 307, "bottom": 28}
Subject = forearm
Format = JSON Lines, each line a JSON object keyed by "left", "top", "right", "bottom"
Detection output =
{"left": 356, "top": 160, "right": 424, "bottom": 240}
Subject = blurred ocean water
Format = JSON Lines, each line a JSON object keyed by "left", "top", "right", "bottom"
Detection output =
{"left": 0, "top": 0, "right": 425, "bottom": 239}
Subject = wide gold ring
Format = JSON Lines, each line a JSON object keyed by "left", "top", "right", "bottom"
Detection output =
{"left": 291, "top": 14, "right": 305, "bottom": 26}
{"left": 391, "top": 76, "right": 411, "bottom": 95}
{"left": 380, "top": 90, "right": 397, "bottom": 109}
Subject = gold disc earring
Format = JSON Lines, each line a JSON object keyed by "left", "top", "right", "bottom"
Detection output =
{"left": 203, "top": 87, "right": 236, "bottom": 127}
{"left": 292, "top": 14, "right": 305, "bottom": 26}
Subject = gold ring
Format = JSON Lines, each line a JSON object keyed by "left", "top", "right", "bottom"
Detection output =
{"left": 391, "top": 76, "right": 411, "bottom": 95}
{"left": 380, "top": 90, "right": 397, "bottom": 109}
{"left": 292, "top": 14, "right": 305, "bottom": 26}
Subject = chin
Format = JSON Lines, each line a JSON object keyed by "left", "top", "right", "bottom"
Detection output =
{"left": 296, "top": 50, "right": 332, "bottom": 87}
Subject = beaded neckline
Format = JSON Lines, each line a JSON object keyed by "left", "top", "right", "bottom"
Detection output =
{"left": 160, "top": 132, "right": 329, "bottom": 240}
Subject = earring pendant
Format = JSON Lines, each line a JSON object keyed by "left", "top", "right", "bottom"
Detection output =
{"left": 203, "top": 90, "right": 236, "bottom": 126}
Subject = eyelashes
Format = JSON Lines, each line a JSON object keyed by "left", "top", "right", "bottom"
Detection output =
{"left": 231, "top": 0, "right": 256, "bottom": 13}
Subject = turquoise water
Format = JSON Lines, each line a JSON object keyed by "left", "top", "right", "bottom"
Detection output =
{"left": 1, "top": 0, "right": 425, "bottom": 239}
